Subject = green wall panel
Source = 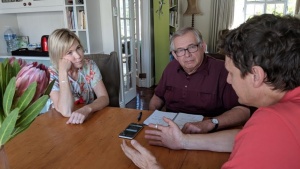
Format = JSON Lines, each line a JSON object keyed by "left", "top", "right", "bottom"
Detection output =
{"left": 153, "top": 0, "right": 170, "bottom": 84}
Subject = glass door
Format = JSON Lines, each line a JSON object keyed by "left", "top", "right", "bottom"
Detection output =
{"left": 117, "top": 0, "right": 140, "bottom": 104}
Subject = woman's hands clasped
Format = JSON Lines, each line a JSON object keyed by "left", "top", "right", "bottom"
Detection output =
{"left": 66, "top": 108, "right": 89, "bottom": 124}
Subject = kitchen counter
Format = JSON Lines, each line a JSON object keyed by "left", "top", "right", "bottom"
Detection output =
{"left": 0, "top": 53, "right": 50, "bottom": 60}
{"left": 0, "top": 54, "right": 51, "bottom": 66}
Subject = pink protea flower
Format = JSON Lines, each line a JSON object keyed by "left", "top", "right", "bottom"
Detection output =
{"left": 9, "top": 57, "right": 27, "bottom": 68}
{"left": 16, "top": 62, "right": 50, "bottom": 102}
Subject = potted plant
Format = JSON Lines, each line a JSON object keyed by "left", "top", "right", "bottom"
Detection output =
{"left": 0, "top": 57, "right": 54, "bottom": 169}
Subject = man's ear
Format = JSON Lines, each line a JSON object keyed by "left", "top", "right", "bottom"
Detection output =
{"left": 252, "top": 66, "right": 265, "bottom": 88}
{"left": 172, "top": 51, "right": 178, "bottom": 61}
{"left": 201, "top": 42, "right": 207, "bottom": 52}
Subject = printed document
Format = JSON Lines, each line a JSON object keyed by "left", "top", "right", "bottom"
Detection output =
{"left": 143, "top": 110, "right": 204, "bottom": 129}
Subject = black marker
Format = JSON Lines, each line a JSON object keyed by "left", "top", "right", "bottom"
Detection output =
{"left": 137, "top": 112, "right": 142, "bottom": 122}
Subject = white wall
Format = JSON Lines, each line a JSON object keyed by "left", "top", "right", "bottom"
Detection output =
{"left": 100, "top": 0, "right": 115, "bottom": 54}
{"left": 180, "top": 0, "right": 212, "bottom": 46}
{"left": 17, "top": 12, "right": 64, "bottom": 44}
{"left": 0, "top": 11, "right": 64, "bottom": 54}
{"left": 0, "top": 14, "right": 18, "bottom": 54}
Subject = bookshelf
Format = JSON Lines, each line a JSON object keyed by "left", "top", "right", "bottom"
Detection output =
{"left": 169, "top": 0, "right": 180, "bottom": 36}
{"left": 64, "top": 0, "right": 101, "bottom": 54}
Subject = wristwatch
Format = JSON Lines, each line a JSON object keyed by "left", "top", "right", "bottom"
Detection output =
{"left": 209, "top": 118, "right": 219, "bottom": 133}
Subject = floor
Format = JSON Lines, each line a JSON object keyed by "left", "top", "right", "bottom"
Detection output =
{"left": 125, "top": 86, "right": 155, "bottom": 110}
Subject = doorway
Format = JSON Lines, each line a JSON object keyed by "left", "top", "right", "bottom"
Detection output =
{"left": 116, "top": 0, "right": 139, "bottom": 105}
{"left": 115, "top": 0, "right": 153, "bottom": 107}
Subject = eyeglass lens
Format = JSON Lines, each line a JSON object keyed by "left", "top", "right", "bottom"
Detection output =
{"left": 175, "top": 44, "right": 200, "bottom": 57}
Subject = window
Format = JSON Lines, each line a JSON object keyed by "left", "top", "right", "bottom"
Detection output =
{"left": 232, "top": 0, "right": 296, "bottom": 28}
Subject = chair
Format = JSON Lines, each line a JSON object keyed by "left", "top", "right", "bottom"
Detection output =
{"left": 85, "top": 52, "right": 120, "bottom": 107}
{"left": 207, "top": 53, "right": 225, "bottom": 61}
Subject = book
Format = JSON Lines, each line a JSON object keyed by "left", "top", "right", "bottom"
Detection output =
{"left": 143, "top": 110, "right": 204, "bottom": 129}
{"left": 78, "top": 10, "right": 84, "bottom": 29}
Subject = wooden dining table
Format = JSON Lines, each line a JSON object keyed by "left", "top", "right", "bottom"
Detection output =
{"left": 5, "top": 107, "right": 230, "bottom": 169}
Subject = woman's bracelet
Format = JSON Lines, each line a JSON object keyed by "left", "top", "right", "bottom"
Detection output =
{"left": 60, "top": 80, "right": 68, "bottom": 83}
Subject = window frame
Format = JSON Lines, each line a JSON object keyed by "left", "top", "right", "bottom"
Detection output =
{"left": 243, "top": 0, "right": 289, "bottom": 20}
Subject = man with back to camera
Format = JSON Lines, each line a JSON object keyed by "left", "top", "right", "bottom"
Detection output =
{"left": 149, "top": 27, "right": 250, "bottom": 134}
{"left": 121, "top": 14, "right": 300, "bottom": 169}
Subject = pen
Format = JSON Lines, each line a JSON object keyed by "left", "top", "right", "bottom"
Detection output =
{"left": 137, "top": 112, "right": 142, "bottom": 122}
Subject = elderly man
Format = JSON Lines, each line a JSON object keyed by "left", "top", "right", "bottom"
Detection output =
{"left": 149, "top": 27, "right": 250, "bottom": 133}
{"left": 121, "top": 14, "right": 300, "bottom": 169}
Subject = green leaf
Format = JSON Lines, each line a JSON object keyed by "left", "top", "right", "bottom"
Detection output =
{"left": 12, "top": 60, "right": 21, "bottom": 77}
{"left": 15, "top": 82, "right": 37, "bottom": 113}
{"left": 2, "top": 58, "right": 8, "bottom": 66}
{"left": 0, "top": 63, "right": 3, "bottom": 86}
{"left": 16, "top": 95, "right": 48, "bottom": 127}
{"left": 44, "top": 79, "right": 55, "bottom": 96}
{"left": 0, "top": 63, "right": 5, "bottom": 99}
{"left": 5, "top": 63, "right": 13, "bottom": 88}
{"left": 3, "top": 77, "right": 16, "bottom": 116}
{"left": 0, "top": 109, "right": 4, "bottom": 128}
{"left": 10, "top": 123, "right": 31, "bottom": 139}
{"left": 0, "top": 108, "right": 19, "bottom": 146}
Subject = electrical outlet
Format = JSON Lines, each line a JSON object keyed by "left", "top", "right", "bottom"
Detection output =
{"left": 139, "top": 73, "right": 146, "bottom": 78}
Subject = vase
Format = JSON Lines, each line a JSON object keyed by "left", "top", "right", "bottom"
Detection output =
{"left": 0, "top": 145, "right": 9, "bottom": 169}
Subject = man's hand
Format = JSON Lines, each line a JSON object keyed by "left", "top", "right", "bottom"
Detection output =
{"left": 121, "top": 140, "right": 162, "bottom": 169}
{"left": 181, "top": 120, "right": 215, "bottom": 134}
{"left": 145, "top": 117, "right": 185, "bottom": 150}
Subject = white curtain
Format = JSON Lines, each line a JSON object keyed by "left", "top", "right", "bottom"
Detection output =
{"left": 207, "top": 0, "right": 235, "bottom": 53}
{"left": 296, "top": 0, "right": 300, "bottom": 14}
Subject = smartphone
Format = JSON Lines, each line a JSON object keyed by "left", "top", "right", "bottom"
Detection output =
{"left": 118, "top": 123, "right": 144, "bottom": 139}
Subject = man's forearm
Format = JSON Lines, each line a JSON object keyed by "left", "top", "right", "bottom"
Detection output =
{"left": 182, "top": 129, "right": 240, "bottom": 152}
{"left": 215, "top": 106, "right": 250, "bottom": 130}
{"left": 149, "top": 94, "right": 164, "bottom": 110}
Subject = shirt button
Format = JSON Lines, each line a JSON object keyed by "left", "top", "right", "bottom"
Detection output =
{"left": 185, "top": 85, "right": 187, "bottom": 88}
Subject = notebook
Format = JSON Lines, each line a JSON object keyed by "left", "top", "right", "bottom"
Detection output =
{"left": 143, "top": 110, "right": 204, "bottom": 129}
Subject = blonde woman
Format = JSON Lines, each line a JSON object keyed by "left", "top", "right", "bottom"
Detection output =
{"left": 47, "top": 28, "right": 109, "bottom": 124}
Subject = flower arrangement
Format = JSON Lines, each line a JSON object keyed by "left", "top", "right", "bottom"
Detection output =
{"left": 0, "top": 57, "right": 54, "bottom": 146}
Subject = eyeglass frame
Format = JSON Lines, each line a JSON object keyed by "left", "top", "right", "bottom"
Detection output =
{"left": 173, "top": 43, "right": 202, "bottom": 57}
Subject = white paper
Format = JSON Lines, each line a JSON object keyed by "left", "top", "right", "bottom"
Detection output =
{"left": 143, "top": 110, "right": 177, "bottom": 127}
{"left": 173, "top": 113, "right": 204, "bottom": 129}
{"left": 143, "top": 110, "right": 204, "bottom": 129}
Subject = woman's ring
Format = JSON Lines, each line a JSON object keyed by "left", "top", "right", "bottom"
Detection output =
{"left": 155, "top": 124, "right": 158, "bottom": 129}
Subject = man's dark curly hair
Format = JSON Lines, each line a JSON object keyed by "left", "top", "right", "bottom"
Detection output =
{"left": 218, "top": 14, "right": 300, "bottom": 91}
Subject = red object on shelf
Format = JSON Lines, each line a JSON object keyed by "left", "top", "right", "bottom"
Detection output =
{"left": 41, "top": 35, "right": 49, "bottom": 52}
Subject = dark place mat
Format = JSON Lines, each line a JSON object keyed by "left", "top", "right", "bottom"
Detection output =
{"left": 12, "top": 48, "right": 49, "bottom": 57}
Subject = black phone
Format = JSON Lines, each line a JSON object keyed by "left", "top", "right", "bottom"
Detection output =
{"left": 118, "top": 123, "right": 144, "bottom": 139}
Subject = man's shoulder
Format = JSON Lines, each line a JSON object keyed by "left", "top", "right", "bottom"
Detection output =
{"left": 164, "top": 60, "right": 180, "bottom": 71}
{"left": 206, "top": 53, "right": 225, "bottom": 61}
{"left": 206, "top": 55, "right": 225, "bottom": 64}
{"left": 205, "top": 55, "right": 226, "bottom": 71}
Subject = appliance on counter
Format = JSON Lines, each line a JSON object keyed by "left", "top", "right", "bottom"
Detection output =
{"left": 41, "top": 35, "right": 49, "bottom": 52}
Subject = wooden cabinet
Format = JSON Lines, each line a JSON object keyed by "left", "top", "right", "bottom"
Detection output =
{"left": 63, "top": 0, "right": 101, "bottom": 54}
{"left": 0, "top": 0, "right": 101, "bottom": 55}
{"left": 0, "top": 0, "right": 63, "bottom": 13}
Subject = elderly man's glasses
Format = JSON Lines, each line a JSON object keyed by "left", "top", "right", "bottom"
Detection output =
{"left": 174, "top": 43, "right": 201, "bottom": 57}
